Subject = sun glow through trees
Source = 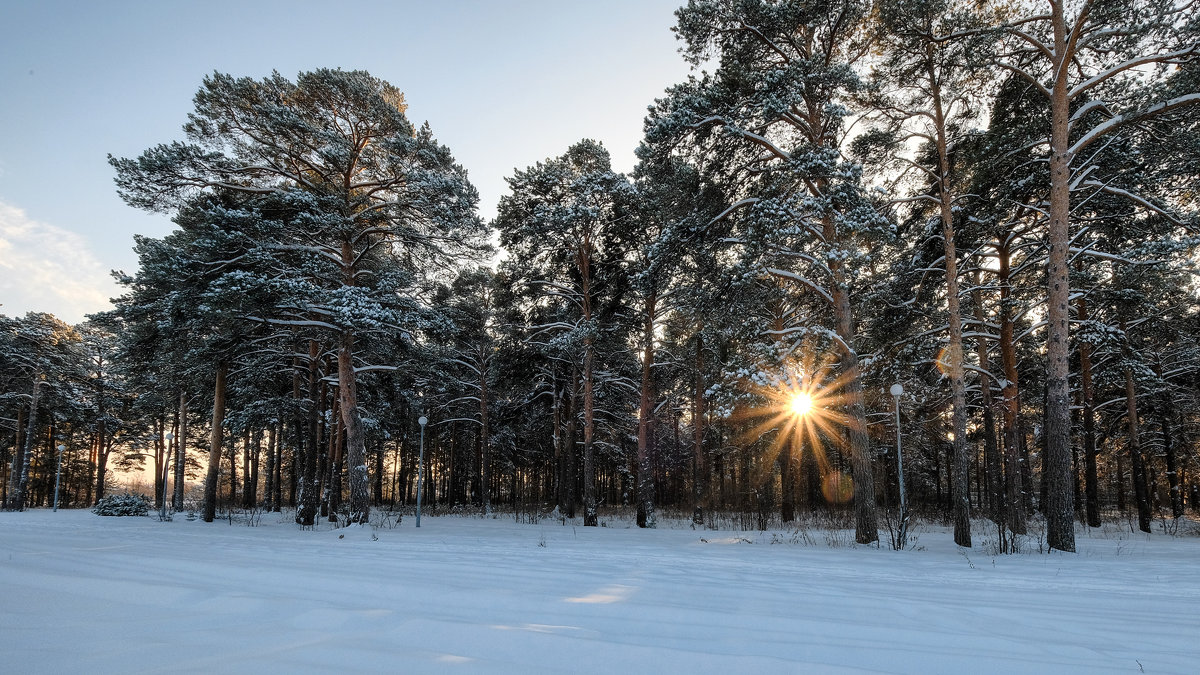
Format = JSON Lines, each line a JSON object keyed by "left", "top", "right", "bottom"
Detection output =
{"left": 735, "top": 347, "right": 860, "bottom": 505}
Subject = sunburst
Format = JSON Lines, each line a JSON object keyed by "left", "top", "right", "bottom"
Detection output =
{"left": 732, "top": 346, "right": 860, "bottom": 504}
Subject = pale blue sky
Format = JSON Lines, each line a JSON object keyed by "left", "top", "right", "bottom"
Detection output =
{"left": 0, "top": 0, "right": 691, "bottom": 322}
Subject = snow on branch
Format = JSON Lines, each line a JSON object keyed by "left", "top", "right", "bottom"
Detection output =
{"left": 1069, "top": 93, "right": 1200, "bottom": 156}
{"left": 764, "top": 268, "right": 834, "bottom": 305}
{"left": 1068, "top": 45, "right": 1200, "bottom": 100}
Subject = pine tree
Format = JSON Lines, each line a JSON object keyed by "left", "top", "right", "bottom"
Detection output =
{"left": 111, "top": 69, "right": 485, "bottom": 524}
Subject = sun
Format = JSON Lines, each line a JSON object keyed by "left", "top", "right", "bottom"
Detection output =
{"left": 790, "top": 392, "right": 813, "bottom": 417}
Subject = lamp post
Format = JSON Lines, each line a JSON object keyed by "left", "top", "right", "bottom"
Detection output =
{"left": 53, "top": 444, "right": 65, "bottom": 511}
{"left": 162, "top": 432, "right": 174, "bottom": 520}
{"left": 890, "top": 383, "right": 907, "bottom": 548}
{"left": 415, "top": 415, "right": 428, "bottom": 528}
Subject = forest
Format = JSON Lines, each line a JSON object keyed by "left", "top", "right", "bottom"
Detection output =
{"left": 3, "top": 0, "right": 1198, "bottom": 555}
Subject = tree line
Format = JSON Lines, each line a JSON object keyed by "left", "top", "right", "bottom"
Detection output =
{"left": 3, "top": 1, "right": 1198, "bottom": 553}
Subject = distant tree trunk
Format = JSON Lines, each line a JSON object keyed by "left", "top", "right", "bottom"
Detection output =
{"left": 264, "top": 424, "right": 276, "bottom": 511}
{"left": 1115, "top": 449, "right": 1127, "bottom": 512}
{"left": 1156, "top": 363, "right": 1183, "bottom": 518}
{"left": 564, "top": 366, "right": 579, "bottom": 519}
{"left": 1078, "top": 295, "right": 1100, "bottom": 528}
{"left": 582, "top": 339, "right": 597, "bottom": 527}
{"left": 326, "top": 402, "right": 343, "bottom": 520}
{"left": 1122, "top": 322, "right": 1151, "bottom": 533}
{"left": 227, "top": 429, "right": 238, "bottom": 507}
{"left": 579, "top": 240, "right": 598, "bottom": 527}
{"left": 636, "top": 286, "right": 657, "bottom": 528}
{"left": 174, "top": 391, "right": 187, "bottom": 508}
{"left": 692, "top": 332, "right": 706, "bottom": 526}
{"left": 5, "top": 380, "right": 41, "bottom": 511}
{"left": 970, "top": 278, "right": 1003, "bottom": 524}
{"left": 241, "top": 429, "right": 252, "bottom": 508}
{"left": 480, "top": 345, "right": 492, "bottom": 515}
{"left": 296, "top": 343, "right": 321, "bottom": 526}
{"left": 373, "top": 437, "right": 384, "bottom": 506}
{"left": 202, "top": 363, "right": 228, "bottom": 523}
{"left": 274, "top": 422, "right": 284, "bottom": 511}
{"left": 151, "top": 418, "right": 162, "bottom": 508}
{"left": 780, "top": 439, "right": 795, "bottom": 524}
{"left": 997, "top": 235, "right": 1027, "bottom": 535}
{"left": 248, "top": 428, "right": 260, "bottom": 507}
{"left": 93, "top": 389, "right": 110, "bottom": 505}
{"left": 552, "top": 374, "right": 566, "bottom": 513}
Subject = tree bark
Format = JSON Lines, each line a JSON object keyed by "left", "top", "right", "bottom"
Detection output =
{"left": 174, "top": 391, "right": 187, "bottom": 508}
{"left": 296, "top": 343, "right": 321, "bottom": 526}
{"left": 1122, "top": 321, "right": 1151, "bottom": 533}
{"left": 1078, "top": 296, "right": 1100, "bottom": 527}
{"left": 972, "top": 279, "right": 1003, "bottom": 523}
{"left": 1156, "top": 362, "right": 1183, "bottom": 518}
{"left": 338, "top": 329, "right": 370, "bottom": 524}
{"left": 479, "top": 345, "right": 492, "bottom": 515}
{"left": 5, "top": 380, "right": 41, "bottom": 511}
{"left": 830, "top": 235, "right": 878, "bottom": 545}
{"left": 202, "top": 363, "right": 228, "bottom": 523}
{"left": 692, "top": 331, "right": 706, "bottom": 526}
{"left": 637, "top": 286, "right": 657, "bottom": 528}
{"left": 1042, "top": 0, "right": 1076, "bottom": 553}
{"left": 579, "top": 240, "right": 598, "bottom": 527}
{"left": 564, "top": 365, "right": 579, "bottom": 519}
{"left": 996, "top": 236, "right": 1027, "bottom": 535}
{"left": 264, "top": 423, "right": 276, "bottom": 511}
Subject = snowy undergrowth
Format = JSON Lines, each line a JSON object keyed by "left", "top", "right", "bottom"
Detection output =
{"left": 2, "top": 509, "right": 1197, "bottom": 674}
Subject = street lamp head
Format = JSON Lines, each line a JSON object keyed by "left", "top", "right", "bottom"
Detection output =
{"left": 890, "top": 383, "right": 904, "bottom": 397}
{"left": 418, "top": 416, "right": 428, "bottom": 427}
{"left": 57, "top": 444, "right": 65, "bottom": 453}
{"left": 165, "top": 432, "right": 174, "bottom": 441}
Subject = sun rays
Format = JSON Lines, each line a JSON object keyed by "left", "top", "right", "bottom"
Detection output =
{"left": 733, "top": 346, "right": 859, "bottom": 504}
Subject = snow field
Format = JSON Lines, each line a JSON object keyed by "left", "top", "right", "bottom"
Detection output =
{"left": 1, "top": 509, "right": 1197, "bottom": 674}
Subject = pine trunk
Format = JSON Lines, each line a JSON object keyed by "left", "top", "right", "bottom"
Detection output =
{"left": 828, "top": 232, "right": 877, "bottom": 545}
{"left": 5, "top": 380, "right": 41, "bottom": 511}
{"left": 636, "top": 286, "right": 657, "bottom": 528}
{"left": 972, "top": 281, "right": 1003, "bottom": 523}
{"left": 202, "top": 363, "right": 227, "bottom": 523}
{"left": 174, "top": 391, "right": 187, "bottom": 508}
{"left": 480, "top": 347, "right": 492, "bottom": 515}
{"left": 1156, "top": 363, "right": 1182, "bottom": 518}
{"left": 264, "top": 424, "right": 276, "bottom": 512}
{"left": 692, "top": 332, "right": 706, "bottom": 526}
{"left": 1043, "top": 1, "right": 1076, "bottom": 553}
{"left": 579, "top": 241, "right": 598, "bottom": 527}
{"left": 1122, "top": 322, "right": 1151, "bottom": 533}
{"left": 1079, "top": 296, "right": 1100, "bottom": 527}
{"left": 296, "top": 343, "right": 321, "bottom": 526}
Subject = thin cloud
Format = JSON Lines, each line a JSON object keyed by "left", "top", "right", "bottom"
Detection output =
{"left": 0, "top": 201, "right": 117, "bottom": 324}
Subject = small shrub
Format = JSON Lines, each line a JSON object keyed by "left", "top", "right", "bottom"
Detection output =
{"left": 93, "top": 493, "right": 152, "bottom": 517}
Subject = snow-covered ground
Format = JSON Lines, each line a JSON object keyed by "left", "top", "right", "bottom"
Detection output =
{"left": 2, "top": 509, "right": 1197, "bottom": 674}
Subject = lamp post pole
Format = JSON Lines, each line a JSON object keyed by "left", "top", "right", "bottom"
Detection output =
{"left": 890, "top": 383, "right": 907, "bottom": 548}
{"left": 416, "top": 415, "right": 428, "bottom": 527}
{"left": 53, "top": 444, "right": 65, "bottom": 512}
